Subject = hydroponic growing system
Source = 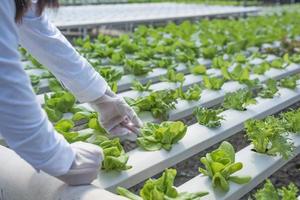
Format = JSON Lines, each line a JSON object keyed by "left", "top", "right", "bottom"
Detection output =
{"left": 1, "top": 3, "right": 300, "bottom": 200}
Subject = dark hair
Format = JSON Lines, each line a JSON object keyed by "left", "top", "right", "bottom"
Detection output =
{"left": 15, "top": 0, "right": 59, "bottom": 23}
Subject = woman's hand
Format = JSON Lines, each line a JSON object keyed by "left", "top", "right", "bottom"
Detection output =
{"left": 56, "top": 142, "right": 103, "bottom": 186}
{"left": 89, "top": 88, "right": 143, "bottom": 141}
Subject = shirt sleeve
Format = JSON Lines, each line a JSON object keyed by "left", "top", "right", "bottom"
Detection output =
{"left": 0, "top": 1, "right": 75, "bottom": 176}
{"left": 17, "top": 3, "right": 107, "bottom": 103}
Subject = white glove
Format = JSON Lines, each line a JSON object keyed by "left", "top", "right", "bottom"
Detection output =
{"left": 89, "top": 88, "right": 143, "bottom": 141}
{"left": 56, "top": 142, "right": 103, "bottom": 186}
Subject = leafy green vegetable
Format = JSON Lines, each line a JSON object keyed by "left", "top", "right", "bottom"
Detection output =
{"left": 223, "top": 89, "right": 257, "bottom": 111}
{"left": 199, "top": 141, "right": 251, "bottom": 192}
{"left": 155, "top": 57, "right": 173, "bottom": 69}
{"left": 44, "top": 91, "right": 76, "bottom": 122}
{"left": 203, "top": 76, "right": 225, "bottom": 90}
{"left": 96, "top": 66, "right": 123, "bottom": 92}
{"left": 110, "top": 51, "right": 125, "bottom": 65}
{"left": 252, "top": 62, "right": 270, "bottom": 75}
{"left": 175, "top": 50, "right": 196, "bottom": 63}
{"left": 117, "top": 187, "right": 141, "bottom": 200}
{"left": 191, "top": 65, "right": 207, "bottom": 75}
{"left": 253, "top": 179, "right": 279, "bottom": 200}
{"left": 40, "top": 71, "right": 54, "bottom": 79}
{"left": 30, "top": 75, "right": 40, "bottom": 86}
{"left": 245, "top": 116, "right": 295, "bottom": 159}
{"left": 55, "top": 119, "right": 75, "bottom": 132}
{"left": 45, "top": 106, "right": 63, "bottom": 122}
{"left": 30, "top": 75, "right": 41, "bottom": 93}
{"left": 19, "top": 47, "right": 28, "bottom": 58}
{"left": 175, "top": 84, "right": 202, "bottom": 101}
{"left": 289, "top": 54, "right": 300, "bottom": 63}
{"left": 125, "top": 59, "right": 152, "bottom": 76}
{"left": 49, "top": 78, "right": 64, "bottom": 92}
{"left": 121, "top": 40, "right": 139, "bottom": 54}
{"left": 70, "top": 11, "right": 300, "bottom": 84}
{"left": 54, "top": 119, "right": 92, "bottom": 143}
{"left": 201, "top": 46, "right": 217, "bottom": 59}
{"left": 161, "top": 68, "right": 185, "bottom": 83}
{"left": 281, "top": 108, "right": 300, "bottom": 134}
{"left": 88, "top": 116, "right": 108, "bottom": 135}
{"left": 211, "top": 56, "right": 230, "bottom": 69}
{"left": 72, "top": 111, "right": 93, "bottom": 123}
{"left": 117, "top": 169, "right": 208, "bottom": 200}
{"left": 91, "top": 135, "right": 131, "bottom": 171}
{"left": 137, "top": 121, "right": 187, "bottom": 151}
{"left": 125, "top": 90, "right": 177, "bottom": 120}
{"left": 28, "top": 54, "right": 44, "bottom": 69}
{"left": 253, "top": 179, "right": 299, "bottom": 200}
{"left": 270, "top": 58, "right": 288, "bottom": 69}
{"left": 193, "top": 107, "right": 224, "bottom": 128}
{"left": 135, "top": 48, "right": 156, "bottom": 60}
{"left": 278, "top": 183, "right": 299, "bottom": 200}
{"left": 235, "top": 53, "right": 247, "bottom": 64}
{"left": 259, "top": 79, "right": 279, "bottom": 98}
{"left": 280, "top": 76, "right": 299, "bottom": 89}
{"left": 221, "top": 65, "right": 251, "bottom": 85}
{"left": 131, "top": 80, "right": 153, "bottom": 92}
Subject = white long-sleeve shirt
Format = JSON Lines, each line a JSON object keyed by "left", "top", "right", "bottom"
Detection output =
{"left": 0, "top": 1, "right": 107, "bottom": 176}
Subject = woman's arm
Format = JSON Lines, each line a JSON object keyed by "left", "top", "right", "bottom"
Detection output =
{"left": 17, "top": 2, "right": 143, "bottom": 139}
{"left": 0, "top": 1, "right": 75, "bottom": 176}
{"left": 18, "top": 2, "right": 107, "bottom": 103}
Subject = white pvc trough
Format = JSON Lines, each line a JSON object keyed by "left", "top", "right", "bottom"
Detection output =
{"left": 178, "top": 136, "right": 300, "bottom": 200}
{"left": 90, "top": 86, "right": 300, "bottom": 191}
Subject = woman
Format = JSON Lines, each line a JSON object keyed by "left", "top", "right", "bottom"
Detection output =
{"left": 0, "top": 0, "right": 142, "bottom": 185}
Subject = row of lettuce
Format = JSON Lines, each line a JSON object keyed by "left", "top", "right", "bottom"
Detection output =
{"left": 42, "top": 55, "right": 300, "bottom": 198}
{"left": 23, "top": 10, "right": 300, "bottom": 93}
{"left": 44, "top": 52, "right": 300, "bottom": 128}
{"left": 115, "top": 97, "right": 300, "bottom": 199}
{"left": 117, "top": 144, "right": 299, "bottom": 200}
{"left": 46, "top": 85, "right": 300, "bottom": 198}
{"left": 40, "top": 43, "right": 300, "bottom": 198}
{"left": 45, "top": 70, "right": 300, "bottom": 187}
{"left": 116, "top": 167, "right": 299, "bottom": 200}
{"left": 23, "top": 10, "right": 300, "bottom": 199}
{"left": 41, "top": 23, "right": 300, "bottom": 174}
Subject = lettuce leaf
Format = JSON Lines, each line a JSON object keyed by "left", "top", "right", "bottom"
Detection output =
{"left": 193, "top": 107, "right": 224, "bottom": 128}
{"left": 245, "top": 116, "right": 295, "bottom": 159}
{"left": 137, "top": 121, "right": 187, "bottom": 151}
{"left": 117, "top": 169, "right": 208, "bottom": 200}
{"left": 223, "top": 89, "right": 257, "bottom": 111}
{"left": 198, "top": 141, "right": 251, "bottom": 192}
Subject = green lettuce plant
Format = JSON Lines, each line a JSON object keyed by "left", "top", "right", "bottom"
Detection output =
{"left": 193, "top": 107, "right": 224, "bottom": 128}
{"left": 44, "top": 91, "right": 76, "bottom": 122}
{"left": 198, "top": 141, "right": 251, "bottom": 192}
{"left": 137, "top": 121, "right": 187, "bottom": 151}
{"left": 280, "top": 108, "right": 300, "bottom": 135}
{"left": 125, "top": 90, "right": 177, "bottom": 120}
{"left": 245, "top": 116, "right": 295, "bottom": 159}
{"left": 117, "top": 169, "right": 208, "bottom": 200}
{"left": 203, "top": 76, "right": 225, "bottom": 90}
{"left": 259, "top": 79, "right": 279, "bottom": 98}
{"left": 223, "top": 89, "right": 257, "bottom": 111}
{"left": 253, "top": 179, "right": 299, "bottom": 200}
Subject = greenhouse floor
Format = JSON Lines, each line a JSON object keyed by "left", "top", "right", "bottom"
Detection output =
{"left": 46, "top": 3, "right": 259, "bottom": 28}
